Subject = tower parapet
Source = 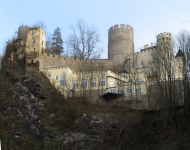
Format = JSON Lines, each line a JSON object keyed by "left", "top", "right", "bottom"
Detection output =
{"left": 157, "top": 32, "right": 171, "bottom": 46}
{"left": 108, "top": 24, "right": 134, "bottom": 72}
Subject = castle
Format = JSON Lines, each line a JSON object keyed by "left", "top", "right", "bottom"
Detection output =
{"left": 9, "top": 24, "right": 184, "bottom": 109}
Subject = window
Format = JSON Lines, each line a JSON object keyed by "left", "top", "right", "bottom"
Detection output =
{"left": 140, "top": 60, "right": 143, "bottom": 66}
{"left": 99, "top": 78, "right": 105, "bottom": 86}
{"left": 60, "top": 80, "right": 66, "bottom": 85}
{"left": 81, "top": 79, "right": 87, "bottom": 88}
{"left": 110, "top": 89, "right": 115, "bottom": 93}
{"left": 151, "top": 57, "right": 154, "bottom": 63}
{"left": 42, "top": 41, "right": 43, "bottom": 46}
{"left": 42, "top": 33, "right": 43, "bottom": 37}
{"left": 48, "top": 73, "right": 51, "bottom": 78}
{"left": 114, "top": 80, "right": 118, "bottom": 87}
{"left": 166, "top": 52, "right": 169, "bottom": 59}
{"left": 90, "top": 78, "right": 96, "bottom": 87}
{"left": 55, "top": 75, "right": 59, "bottom": 80}
{"left": 136, "top": 88, "right": 141, "bottom": 93}
{"left": 33, "top": 39, "right": 35, "bottom": 44}
{"left": 34, "top": 48, "right": 35, "bottom": 51}
{"left": 131, "top": 62, "right": 134, "bottom": 68}
{"left": 118, "top": 90, "right": 124, "bottom": 94}
{"left": 161, "top": 63, "right": 164, "bottom": 71}
{"left": 136, "top": 78, "right": 142, "bottom": 83}
{"left": 60, "top": 74, "right": 66, "bottom": 85}
{"left": 151, "top": 69, "right": 156, "bottom": 76}
{"left": 181, "top": 70, "right": 184, "bottom": 76}
{"left": 126, "top": 89, "right": 132, "bottom": 94}
{"left": 120, "top": 73, "right": 127, "bottom": 78}
{"left": 73, "top": 80, "right": 78, "bottom": 88}
{"left": 32, "top": 31, "right": 34, "bottom": 35}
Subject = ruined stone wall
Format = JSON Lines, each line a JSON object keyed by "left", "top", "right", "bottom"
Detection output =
{"left": 39, "top": 53, "right": 114, "bottom": 72}
{"left": 25, "top": 26, "right": 45, "bottom": 66}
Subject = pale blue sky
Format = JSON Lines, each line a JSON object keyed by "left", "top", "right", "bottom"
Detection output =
{"left": 0, "top": 0, "right": 190, "bottom": 58}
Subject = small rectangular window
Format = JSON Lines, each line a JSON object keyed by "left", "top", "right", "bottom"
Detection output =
{"left": 150, "top": 69, "right": 156, "bottom": 76}
{"left": 140, "top": 60, "right": 143, "bottom": 66}
{"left": 60, "top": 74, "right": 66, "bottom": 85}
{"left": 42, "top": 41, "right": 43, "bottom": 45}
{"left": 42, "top": 33, "right": 43, "bottom": 37}
{"left": 90, "top": 78, "right": 96, "bottom": 87}
{"left": 131, "top": 62, "right": 134, "bottom": 68}
{"left": 99, "top": 78, "right": 105, "bottom": 86}
{"left": 60, "top": 80, "right": 66, "bottom": 85}
{"left": 118, "top": 90, "right": 124, "bottom": 94}
{"left": 110, "top": 89, "right": 115, "bottom": 93}
{"left": 55, "top": 75, "right": 59, "bottom": 80}
{"left": 48, "top": 73, "right": 51, "bottom": 78}
{"left": 161, "top": 63, "right": 164, "bottom": 71}
{"left": 33, "top": 39, "right": 35, "bottom": 44}
{"left": 151, "top": 57, "right": 154, "bottom": 63}
{"left": 135, "top": 89, "right": 141, "bottom": 93}
{"left": 81, "top": 79, "right": 87, "bottom": 88}
{"left": 73, "top": 80, "right": 78, "bottom": 88}
{"left": 114, "top": 80, "right": 118, "bottom": 87}
{"left": 32, "top": 31, "right": 34, "bottom": 35}
{"left": 126, "top": 89, "right": 132, "bottom": 94}
{"left": 34, "top": 48, "right": 35, "bottom": 51}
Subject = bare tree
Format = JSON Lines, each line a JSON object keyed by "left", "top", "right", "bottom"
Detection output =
{"left": 176, "top": 29, "right": 190, "bottom": 116}
{"left": 67, "top": 19, "right": 103, "bottom": 59}
{"left": 32, "top": 20, "right": 47, "bottom": 31}
{"left": 45, "top": 33, "right": 53, "bottom": 53}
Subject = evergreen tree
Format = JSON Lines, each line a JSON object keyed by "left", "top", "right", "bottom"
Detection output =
{"left": 52, "top": 27, "right": 64, "bottom": 55}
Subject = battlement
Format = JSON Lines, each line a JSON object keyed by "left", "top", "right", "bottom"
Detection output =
{"left": 157, "top": 32, "right": 171, "bottom": 39}
{"left": 140, "top": 43, "right": 156, "bottom": 50}
{"left": 125, "top": 47, "right": 156, "bottom": 59}
{"left": 72, "top": 70, "right": 127, "bottom": 81}
{"left": 108, "top": 24, "right": 133, "bottom": 32}
{"left": 41, "top": 66, "right": 72, "bottom": 71}
{"left": 40, "top": 52, "right": 114, "bottom": 72}
{"left": 41, "top": 52, "right": 114, "bottom": 63}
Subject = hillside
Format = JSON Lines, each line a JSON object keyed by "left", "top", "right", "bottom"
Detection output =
{"left": 0, "top": 45, "right": 190, "bottom": 150}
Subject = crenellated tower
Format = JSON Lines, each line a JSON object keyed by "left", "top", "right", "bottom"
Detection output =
{"left": 156, "top": 32, "right": 172, "bottom": 58}
{"left": 108, "top": 24, "right": 134, "bottom": 72}
{"left": 157, "top": 32, "right": 171, "bottom": 46}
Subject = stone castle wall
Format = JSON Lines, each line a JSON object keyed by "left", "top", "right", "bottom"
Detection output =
{"left": 108, "top": 24, "right": 134, "bottom": 72}
{"left": 39, "top": 53, "right": 114, "bottom": 72}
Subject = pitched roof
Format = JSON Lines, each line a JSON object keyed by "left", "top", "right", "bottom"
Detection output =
{"left": 176, "top": 48, "right": 185, "bottom": 57}
{"left": 118, "top": 70, "right": 128, "bottom": 74}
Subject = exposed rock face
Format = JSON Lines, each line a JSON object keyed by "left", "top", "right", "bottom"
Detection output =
{"left": 1, "top": 67, "right": 140, "bottom": 149}
{"left": 0, "top": 67, "right": 102, "bottom": 149}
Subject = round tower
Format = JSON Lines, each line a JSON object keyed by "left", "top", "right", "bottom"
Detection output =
{"left": 157, "top": 32, "right": 171, "bottom": 46}
{"left": 18, "top": 25, "right": 30, "bottom": 41}
{"left": 108, "top": 24, "right": 134, "bottom": 72}
{"left": 156, "top": 32, "right": 172, "bottom": 56}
